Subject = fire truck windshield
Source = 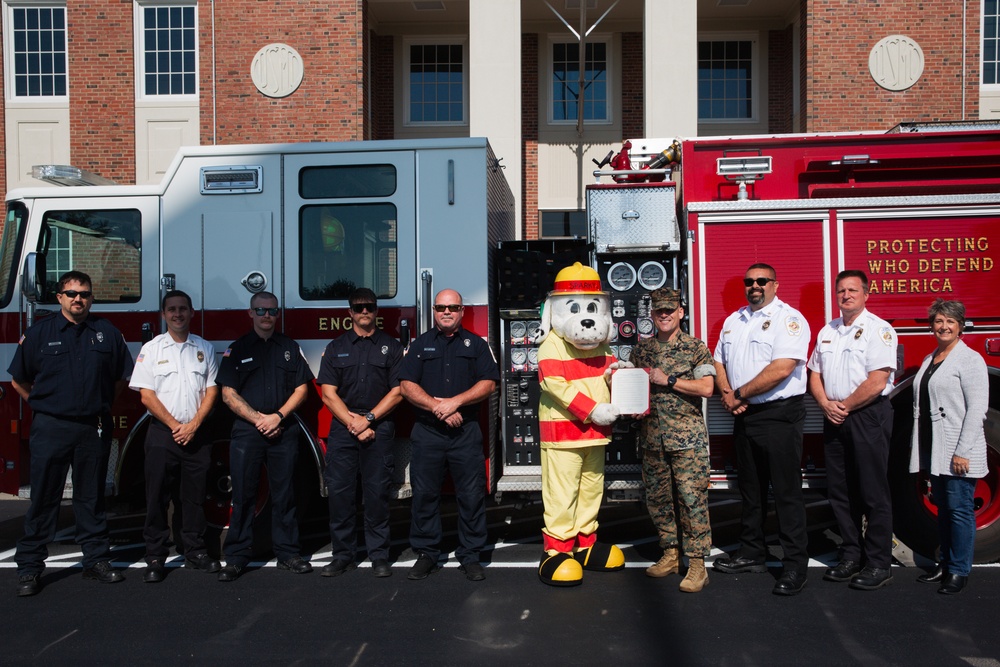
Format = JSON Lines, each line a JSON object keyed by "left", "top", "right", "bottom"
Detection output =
{"left": 0, "top": 202, "right": 29, "bottom": 309}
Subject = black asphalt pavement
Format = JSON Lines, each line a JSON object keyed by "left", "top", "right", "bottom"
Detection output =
{"left": 2, "top": 493, "right": 999, "bottom": 666}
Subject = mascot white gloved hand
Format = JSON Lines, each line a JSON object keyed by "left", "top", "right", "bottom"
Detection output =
{"left": 534, "top": 262, "right": 627, "bottom": 586}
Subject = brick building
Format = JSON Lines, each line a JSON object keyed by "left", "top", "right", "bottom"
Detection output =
{"left": 2, "top": 0, "right": 996, "bottom": 239}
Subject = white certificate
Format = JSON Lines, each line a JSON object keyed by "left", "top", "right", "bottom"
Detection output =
{"left": 610, "top": 367, "right": 650, "bottom": 414}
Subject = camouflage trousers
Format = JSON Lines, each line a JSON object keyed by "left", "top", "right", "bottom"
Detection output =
{"left": 641, "top": 447, "right": 712, "bottom": 557}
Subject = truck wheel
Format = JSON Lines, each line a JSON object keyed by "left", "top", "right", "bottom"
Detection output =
{"left": 890, "top": 407, "right": 1000, "bottom": 564}
{"left": 204, "top": 438, "right": 270, "bottom": 529}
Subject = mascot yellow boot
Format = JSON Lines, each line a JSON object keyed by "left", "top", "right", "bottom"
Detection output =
{"left": 535, "top": 263, "right": 627, "bottom": 586}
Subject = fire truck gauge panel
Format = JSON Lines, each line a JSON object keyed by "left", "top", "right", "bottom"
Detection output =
{"left": 607, "top": 262, "right": 637, "bottom": 291}
{"left": 637, "top": 261, "right": 668, "bottom": 290}
{"left": 637, "top": 318, "right": 654, "bottom": 336}
{"left": 510, "top": 348, "right": 528, "bottom": 367}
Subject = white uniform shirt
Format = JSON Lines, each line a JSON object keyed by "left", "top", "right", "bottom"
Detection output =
{"left": 713, "top": 296, "right": 810, "bottom": 404}
{"left": 129, "top": 332, "right": 218, "bottom": 423}
{"left": 807, "top": 309, "right": 897, "bottom": 402}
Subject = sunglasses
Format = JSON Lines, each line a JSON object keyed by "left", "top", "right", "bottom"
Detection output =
{"left": 253, "top": 307, "right": 280, "bottom": 316}
{"left": 434, "top": 304, "right": 463, "bottom": 313}
{"left": 59, "top": 290, "right": 93, "bottom": 299}
{"left": 743, "top": 277, "right": 776, "bottom": 287}
{"left": 350, "top": 303, "right": 377, "bottom": 313}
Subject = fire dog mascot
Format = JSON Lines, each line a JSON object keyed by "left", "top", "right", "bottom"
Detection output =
{"left": 535, "top": 262, "right": 627, "bottom": 586}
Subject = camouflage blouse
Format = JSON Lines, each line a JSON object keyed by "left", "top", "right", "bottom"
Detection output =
{"left": 629, "top": 331, "right": 714, "bottom": 452}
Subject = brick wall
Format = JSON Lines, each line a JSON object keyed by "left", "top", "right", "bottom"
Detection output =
{"left": 199, "top": 0, "right": 366, "bottom": 144}
{"left": 804, "top": 0, "right": 979, "bottom": 131}
{"left": 70, "top": 1, "right": 136, "bottom": 184}
{"left": 621, "top": 32, "right": 643, "bottom": 140}
{"left": 371, "top": 33, "right": 394, "bottom": 140}
{"left": 521, "top": 33, "right": 539, "bottom": 240}
{"left": 768, "top": 27, "right": 794, "bottom": 133}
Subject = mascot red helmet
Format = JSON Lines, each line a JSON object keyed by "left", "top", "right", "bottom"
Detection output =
{"left": 551, "top": 262, "right": 604, "bottom": 295}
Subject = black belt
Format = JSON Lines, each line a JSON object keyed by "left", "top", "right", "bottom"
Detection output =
{"left": 745, "top": 394, "right": 804, "bottom": 411}
{"left": 37, "top": 412, "right": 101, "bottom": 427}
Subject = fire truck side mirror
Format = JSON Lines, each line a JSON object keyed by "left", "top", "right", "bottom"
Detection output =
{"left": 21, "top": 252, "right": 46, "bottom": 304}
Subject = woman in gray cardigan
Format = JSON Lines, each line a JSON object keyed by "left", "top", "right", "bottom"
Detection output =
{"left": 908, "top": 299, "right": 989, "bottom": 595}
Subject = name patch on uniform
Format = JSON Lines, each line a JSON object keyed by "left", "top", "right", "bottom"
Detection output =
{"left": 47, "top": 341, "right": 62, "bottom": 347}
{"left": 785, "top": 317, "right": 803, "bottom": 336}
{"left": 242, "top": 357, "right": 253, "bottom": 364}
{"left": 879, "top": 327, "right": 894, "bottom": 346}
{"left": 157, "top": 359, "right": 170, "bottom": 365}
{"left": 423, "top": 347, "right": 436, "bottom": 352}
{"left": 337, "top": 353, "right": 351, "bottom": 358}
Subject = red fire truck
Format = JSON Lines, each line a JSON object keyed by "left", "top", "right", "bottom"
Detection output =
{"left": 0, "top": 138, "right": 514, "bottom": 527}
{"left": 497, "top": 121, "right": 1000, "bottom": 562}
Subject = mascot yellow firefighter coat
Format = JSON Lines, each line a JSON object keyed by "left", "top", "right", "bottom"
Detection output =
{"left": 535, "top": 263, "right": 627, "bottom": 586}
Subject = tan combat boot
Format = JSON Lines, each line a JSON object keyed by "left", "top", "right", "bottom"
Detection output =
{"left": 645, "top": 547, "right": 679, "bottom": 578}
{"left": 679, "top": 557, "right": 709, "bottom": 593}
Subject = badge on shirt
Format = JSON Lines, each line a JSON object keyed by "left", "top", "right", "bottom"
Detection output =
{"left": 762, "top": 320, "right": 771, "bottom": 331}
{"left": 197, "top": 351, "right": 205, "bottom": 362}
{"left": 785, "top": 317, "right": 803, "bottom": 336}
{"left": 464, "top": 339, "right": 471, "bottom": 347}
{"left": 879, "top": 326, "right": 894, "bottom": 346}
{"left": 285, "top": 350, "right": 291, "bottom": 362}
{"left": 381, "top": 345, "right": 388, "bottom": 355}
{"left": 854, "top": 328, "right": 864, "bottom": 340}
{"left": 95, "top": 331, "right": 105, "bottom": 343}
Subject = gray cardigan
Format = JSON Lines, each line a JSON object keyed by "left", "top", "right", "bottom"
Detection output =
{"left": 909, "top": 339, "right": 989, "bottom": 478}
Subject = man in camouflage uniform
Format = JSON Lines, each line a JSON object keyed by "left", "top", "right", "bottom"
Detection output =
{"left": 630, "top": 288, "right": 716, "bottom": 593}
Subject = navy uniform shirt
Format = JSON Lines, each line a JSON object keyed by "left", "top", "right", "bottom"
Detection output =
{"left": 399, "top": 327, "right": 499, "bottom": 422}
{"left": 317, "top": 329, "right": 403, "bottom": 416}
{"left": 7, "top": 313, "right": 134, "bottom": 418}
{"left": 216, "top": 331, "right": 314, "bottom": 415}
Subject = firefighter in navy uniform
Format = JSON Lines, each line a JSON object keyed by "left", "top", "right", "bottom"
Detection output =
{"left": 399, "top": 289, "right": 499, "bottom": 582}
{"left": 10, "top": 271, "right": 134, "bottom": 597}
{"left": 215, "top": 291, "right": 315, "bottom": 581}
{"left": 317, "top": 288, "right": 403, "bottom": 578}
{"left": 129, "top": 290, "right": 221, "bottom": 583}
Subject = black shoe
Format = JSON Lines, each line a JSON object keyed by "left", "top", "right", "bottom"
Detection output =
{"left": 320, "top": 559, "right": 357, "bottom": 577}
{"left": 823, "top": 559, "right": 862, "bottom": 582}
{"left": 218, "top": 564, "right": 245, "bottom": 582}
{"left": 276, "top": 556, "right": 313, "bottom": 574}
{"left": 143, "top": 559, "right": 166, "bottom": 583}
{"left": 714, "top": 555, "right": 767, "bottom": 574}
{"left": 938, "top": 573, "right": 968, "bottom": 595}
{"left": 849, "top": 566, "right": 893, "bottom": 591}
{"left": 185, "top": 553, "right": 222, "bottom": 573}
{"left": 772, "top": 570, "right": 808, "bottom": 596}
{"left": 407, "top": 554, "right": 439, "bottom": 580}
{"left": 16, "top": 574, "right": 40, "bottom": 597}
{"left": 917, "top": 564, "right": 946, "bottom": 584}
{"left": 371, "top": 559, "right": 392, "bottom": 578}
{"left": 82, "top": 561, "right": 125, "bottom": 584}
{"left": 459, "top": 562, "right": 486, "bottom": 581}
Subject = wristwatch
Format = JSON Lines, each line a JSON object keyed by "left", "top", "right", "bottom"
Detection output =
{"left": 666, "top": 375, "right": 678, "bottom": 389}
{"left": 733, "top": 388, "right": 743, "bottom": 401}
{"left": 365, "top": 412, "right": 376, "bottom": 423}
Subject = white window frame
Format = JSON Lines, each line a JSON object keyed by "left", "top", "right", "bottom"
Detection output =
{"left": 3, "top": 1, "right": 69, "bottom": 103}
{"left": 403, "top": 37, "right": 469, "bottom": 127}
{"left": 133, "top": 0, "right": 199, "bottom": 101}
{"left": 547, "top": 33, "right": 613, "bottom": 126}
{"left": 984, "top": 0, "right": 1000, "bottom": 89}
{"left": 697, "top": 32, "right": 760, "bottom": 125}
